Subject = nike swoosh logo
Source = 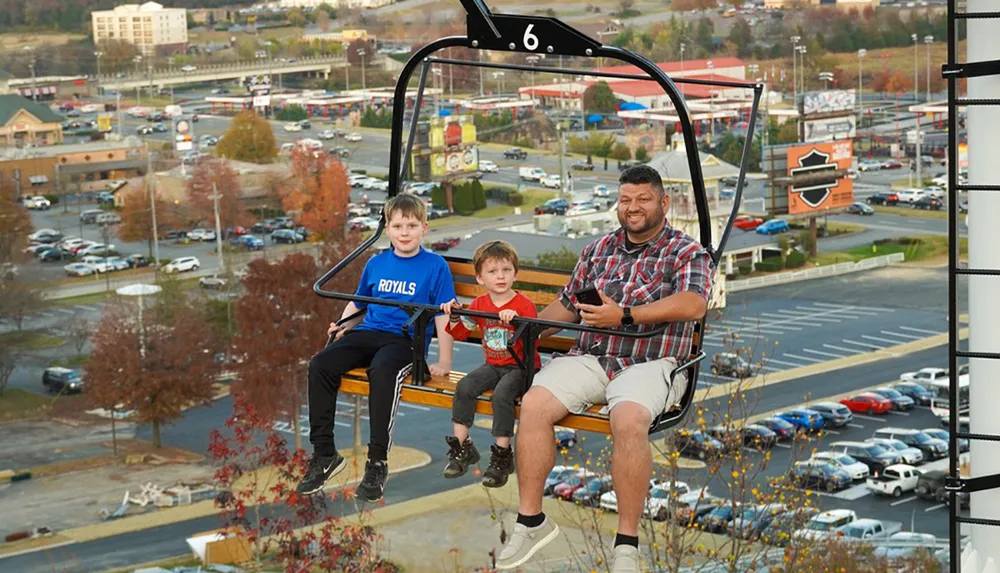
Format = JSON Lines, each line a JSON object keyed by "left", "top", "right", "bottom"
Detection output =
{"left": 324, "top": 460, "right": 337, "bottom": 473}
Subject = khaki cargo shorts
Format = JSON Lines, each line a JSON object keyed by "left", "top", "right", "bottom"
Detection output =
{"left": 531, "top": 355, "right": 686, "bottom": 420}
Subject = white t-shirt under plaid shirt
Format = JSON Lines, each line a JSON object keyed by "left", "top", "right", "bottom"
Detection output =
{"left": 558, "top": 223, "right": 713, "bottom": 378}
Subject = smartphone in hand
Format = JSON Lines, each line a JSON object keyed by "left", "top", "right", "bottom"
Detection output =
{"left": 575, "top": 286, "right": 603, "bottom": 306}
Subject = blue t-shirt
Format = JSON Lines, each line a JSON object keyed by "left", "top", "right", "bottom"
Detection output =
{"left": 354, "top": 247, "right": 456, "bottom": 353}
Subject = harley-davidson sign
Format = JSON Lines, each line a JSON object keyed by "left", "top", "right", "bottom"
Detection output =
{"left": 786, "top": 141, "right": 854, "bottom": 215}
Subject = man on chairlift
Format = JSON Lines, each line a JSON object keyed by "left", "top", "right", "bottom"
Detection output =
{"left": 496, "top": 165, "right": 713, "bottom": 572}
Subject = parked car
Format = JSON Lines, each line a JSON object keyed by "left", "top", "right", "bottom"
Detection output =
{"left": 913, "top": 195, "right": 944, "bottom": 210}
{"left": 42, "top": 367, "right": 83, "bottom": 394}
{"left": 571, "top": 475, "right": 614, "bottom": 507}
{"left": 866, "top": 191, "right": 899, "bottom": 205}
{"left": 163, "top": 256, "right": 201, "bottom": 273}
{"left": 839, "top": 392, "right": 892, "bottom": 415}
{"left": 846, "top": 202, "right": 874, "bottom": 215}
{"left": 792, "top": 509, "right": 858, "bottom": 543}
{"left": 733, "top": 215, "right": 763, "bottom": 230}
{"left": 810, "top": 451, "right": 870, "bottom": 481}
{"left": 503, "top": 147, "right": 528, "bottom": 160}
{"left": 431, "top": 237, "right": 461, "bottom": 251}
{"left": 94, "top": 256, "right": 129, "bottom": 273}
{"left": 187, "top": 229, "right": 216, "bottom": 242}
{"left": 125, "top": 254, "right": 151, "bottom": 268}
{"left": 873, "top": 427, "right": 948, "bottom": 459}
{"left": 828, "top": 441, "right": 904, "bottom": 475}
{"left": 740, "top": 424, "right": 778, "bottom": 450}
{"left": 729, "top": 503, "right": 787, "bottom": 540}
{"left": 866, "top": 387, "right": 916, "bottom": 411}
{"left": 866, "top": 464, "right": 921, "bottom": 498}
{"left": 545, "top": 466, "right": 584, "bottom": 496}
{"left": 788, "top": 461, "right": 852, "bottom": 492}
{"left": 922, "top": 427, "right": 968, "bottom": 453}
{"left": 916, "top": 470, "right": 970, "bottom": 508}
{"left": 756, "top": 417, "right": 796, "bottom": 440}
{"left": 555, "top": 427, "right": 577, "bottom": 448}
{"left": 29, "top": 228, "right": 62, "bottom": 242}
{"left": 835, "top": 518, "right": 902, "bottom": 542}
{"left": 698, "top": 503, "right": 741, "bottom": 533}
{"left": 271, "top": 229, "right": 305, "bottom": 244}
{"left": 873, "top": 532, "right": 939, "bottom": 563}
{"left": 64, "top": 262, "right": 95, "bottom": 277}
{"left": 23, "top": 196, "right": 51, "bottom": 210}
{"left": 671, "top": 429, "right": 724, "bottom": 460}
{"left": 199, "top": 275, "right": 228, "bottom": 289}
{"left": 866, "top": 437, "right": 924, "bottom": 465}
{"left": 760, "top": 508, "right": 821, "bottom": 546}
{"left": 553, "top": 472, "right": 599, "bottom": 500}
{"left": 710, "top": 352, "right": 754, "bottom": 378}
{"left": 892, "top": 382, "right": 935, "bottom": 406}
{"left": 807, "top": 402, "right": 853, "bottom": 427}
{"left": 571, "top": 161, "right": 594, "bottom": 171}
{"left": 756, "top": 219, "right": 789, "bottom": 235}
{"left": 534, "top": 198, "right": 569, "bottom": 215}
{"left": 774, "top": 409, "right": 825, "bottom": 432}
{"left": 900, "top": 367, "right": 948, "bottom": 385}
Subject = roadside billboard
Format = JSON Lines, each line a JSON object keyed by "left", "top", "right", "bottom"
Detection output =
{"left": 786, "top": 140, "right": 854, "bottom": 215}
{"left": 410, "top": 115, "right": 479, "bottom": 180}
{"left": 96, "top": 115, "right": 113, "bottom": 133}
{"left": 803, "top": 115, "right": 856, "bottom": 142}
{"left": 802, "top": 90, "right": 856, "bottom": 116}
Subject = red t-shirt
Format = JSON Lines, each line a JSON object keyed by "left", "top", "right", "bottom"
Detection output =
{"left": 446, "top": 292, "right": 542, "bottom": 369}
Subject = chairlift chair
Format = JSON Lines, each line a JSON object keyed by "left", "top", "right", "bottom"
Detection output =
{"left": 313, "top": 0, "right": 764, "bottom": 435}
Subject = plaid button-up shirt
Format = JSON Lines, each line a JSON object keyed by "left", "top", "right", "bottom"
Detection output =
{"left": 558, "top": 223, "right": 713, "bottom": 378}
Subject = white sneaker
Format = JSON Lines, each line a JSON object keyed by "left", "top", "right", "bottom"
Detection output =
{"left": 495, "top": 517, "right": 560, "bottom": 570}
{"left": 612, "top": 544, "right": 640, "bottom": 573}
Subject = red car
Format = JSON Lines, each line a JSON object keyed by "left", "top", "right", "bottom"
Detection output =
{"left": 552, "top": 473, "right": 595, "bottom": 501}
{"left": 733, "top": 216, "right": 763, "bottom": 231}
{"left": 839, "top": 392, "right": 892, "bottom": 415}
{"left": 881, "top": 160, "right": 903, "bottom": 170}
{"left": 431, "top": 237, "right": 461, "bottom": 252}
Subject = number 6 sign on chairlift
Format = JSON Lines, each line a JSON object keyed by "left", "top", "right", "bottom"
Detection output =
{"left": 523, "top": 25, "right": 539, "bottom": 51}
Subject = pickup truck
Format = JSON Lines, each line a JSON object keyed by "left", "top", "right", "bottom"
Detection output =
{"left": 503, "top": 147, "right": 528, "bottom": 160}
{"left": 835, "top": 518, "right": 903, "bottom": 542}
{"left": 865, "top": 464, "right": 921, "bottom": 498}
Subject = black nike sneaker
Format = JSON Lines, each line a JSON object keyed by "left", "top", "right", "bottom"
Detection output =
{"left": 356, "top": 459, "right": 389, "bottom": 502}
{"left": 296, "top": 452, "right": 347, "bottom": 496}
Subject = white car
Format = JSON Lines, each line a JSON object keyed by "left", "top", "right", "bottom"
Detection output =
{"left": 80, "top": 104, "right": 99, "bottom": 113}
{"left": 809, "top": 451, "right": 870, "bottom": 481}
{"left": 93, "top": 256, "right": 129, "bottom": 273}
{"left": 349, "top": 217, "right": 380, "bottom": 231}
{"left": 363, "top": 178, "right": 389, "bottom": 191}
{"left": 865, "top": 464, "right": 921, "bottom": 498}
{"left": 900, "top": 367, "right": 948, "bottom": 385}
{"left": 858, "top": 161, "right": 882, "bottom": 172}
{"left": 199, "top": 275, "right": 227, "bottom": 289}
{"left": 64, "top": 262, "right": 95, "bottom": 277}
{"left": 593, "top": 184, "right": 612, "bottom": 197}
{"left": 187, "top": 229, "right": 217, "bottom": 241}
{"left": 163, "top": 256, "right": 201, "bottom": 273}
{"left": 540, "top": 174, "right": 562, "bottom": 189}
{"left": 78, "top": 243, "right": 116, "bottom": 257}
{"left": 792, "top": 509, "right": 857, "bottom": 542}
{"left": 28, "top": 228, "right": 60, "bottom": 242}
{"left": 932, "top": 174, "right": 948, "bottom": 187}
{"left": 180, "top": 65, "right": 197, "bottom": 72}
{"left": 79, "top": 255, "right": 105, "bottom": 266}
{"left": 23, "top": 196, "right": 51, "bottom": 210}
{"left": 318, "top": 129, "right": 336, "bottom": 140}
{"left": 345, "top": 132, "right": 363, "bottom": 142}
{"left": 599, "top": 481, "right": 702, "bottom": 521}
{"left": 567, "top": 201, "right": 601, "bottom": 215}
{"left": 284, "top": 122, "right": 303, "bottom": 132}
{"left": 895, "top": 188, "right": 929, "bottom": 203}
{"left": 349, "top": 174, "right": 370, "bottom": 187}
{"left": 479, "top": 160, "right": 498, "bottom": 173}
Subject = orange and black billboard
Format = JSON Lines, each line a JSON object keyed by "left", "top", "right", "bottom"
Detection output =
{"left": 786, "top": 140, "right": 854, "bottom": 215}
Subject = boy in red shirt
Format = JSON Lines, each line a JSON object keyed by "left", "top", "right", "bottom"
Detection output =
{"left": 439, "top": 240, "right": 541, "bottom": 488}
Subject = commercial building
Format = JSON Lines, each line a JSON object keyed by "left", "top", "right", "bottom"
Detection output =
{"left": 764, "top": 0, "right": 879, "bottom": 7}
{"left": 0, "top": 138, "right": 147, "bottom": 199}
{"left": 0, "top": 95, "right": 64, "bottom": 148}
{"left": 279, "top": 0, "right": 394, "bottom": 8}
{"left": 91, "top": 2, "right": 189, "bottom": 57}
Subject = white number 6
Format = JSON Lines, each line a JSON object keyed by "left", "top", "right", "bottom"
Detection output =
{"left": 523, "top": 24, "right": 539, "bottom": 51}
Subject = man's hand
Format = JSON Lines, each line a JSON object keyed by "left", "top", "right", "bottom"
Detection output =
{"left": 498, "top": 309, "right": 518, "bottom": 324}
{"left": 429, "top": 362, "right": 451, "bottom": 377}
{"left": 576, "top": 290, "right": 624, "bottom": 328}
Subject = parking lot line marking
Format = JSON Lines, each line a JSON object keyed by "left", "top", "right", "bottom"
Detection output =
{"left": 757, "top": 313, "right": 824, "bottom": 327}
{"left": 763, "top": 357, "right": 808, "bottom": 368}
{"left": 802, "top": 348, "right": 850, "bottom": 359}
{"left": 847, "top": 423, "right": 865, "bottom": 429}
{"left": 899, "top": 325, "right": 944, "bottom": 336}
{"left": 852, "top": 414, "right": 887, "bottom": 422}
{"left": 39, "top": 312, "right": 56, "bottom": 318}
{"left": 781, "top": 353, "right": 823, "bottom": 364}
{"left": 798, "top": 305, "right": 879, "bottom": 317}
{"left": 823, "top": 429, "right": 840, "bottom": 435}
{"left": 335, "top": 421, "right": 351, "bottom": 428}
{"left": 79, "top": 305, "right": 102, "bottom": 311}
{"left": 747, "top": 306, "right": 863, "bottom": 329}
{"left": 861, "top": 334, "right": 903, "bottom": 345}
{"left": 56, "top": 308, "right": 76, "bottom": 315}
{"left": 400, "top": 403, "right": 431, "bottom": 411}
{"left": 823, "top": 343, "right": 861, "bottom": 354}
{"left": 810, "top": 302, "right": 896, "bottom": 313}
{"left": 889, "top": 411, "right": 911, "bottom": 416}
{"left": 775, "top": 443, "right": 792, "bottom": 449}
{"left": 701, "top": 340, "right": 728, "bottom": 348}
{"left": 773, "top": 309, "right": 843, "bottom": 323}
{"left": 890, "top": 496, "right": 918, "bottom": 506}
{"left": 879, "top": 330, "right": 923, "bottom": 340}
{"left": 925, "top": 503, "right": 946, "bottom": 512}
{"left": 715, "top": 319, "right": 787, "bottom": 335}
{"left": 841, "top": 338, "right": 888, "bottom": 350}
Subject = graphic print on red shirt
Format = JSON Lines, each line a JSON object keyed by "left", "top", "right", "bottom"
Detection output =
{"left": 446, "top": 292, "right": 542, "bottom": 369}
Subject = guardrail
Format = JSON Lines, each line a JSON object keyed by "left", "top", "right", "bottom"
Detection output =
{"left": 727, "top": 252, "right": 906, "bottom": 293}
{"left": 95, "top": 55, "right": 349, "bottom": 84}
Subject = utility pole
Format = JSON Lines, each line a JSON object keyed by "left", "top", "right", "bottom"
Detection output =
{"left": 358, "top": 48, "right": 367, "bottom": 91}
{"left": 479, "top": 50, "right": 484, "bottom": 97}
{"left": 448, "top": 48, "right": 454, "bottom": 99}
{"left": 148, "top": 149, "right": 160, "bottom": 264}
{"left": 116, "top": 91, "right": 122, "bottom": 138}
{"left": 912, "top": 33, "right": 919, "bottom": 102}
{"left": 95, "top": 51, "right": 104, "bottom": 95}
{"left": 791, "top": 36, "right": 801, "bottom": 103}
{"left": 557, "top": 125, "right": 566, "bottom": 197}
{"left": 211, "top": 183, "right": 225, "bottom": 273}
{"left": 924, "top": 35, "right": 934, "bottom": 101}
{"left": 28, "top": 51, "right": 38, "bottom": 103}
{"left": 858, "top": 49, "right": 866, "bottom": 113}
{"left": 134, "top": 55, "right": 143, "bottom": 109}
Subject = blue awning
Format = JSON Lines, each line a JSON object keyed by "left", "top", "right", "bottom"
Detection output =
{"left": 438, "top": 108, "right": 452, "bottom": 116}
{"left": 586, "top": 113, "right": 604, "bottom": 124}
{"left": 619, "top": 101, "right": 647, "bottom": 111}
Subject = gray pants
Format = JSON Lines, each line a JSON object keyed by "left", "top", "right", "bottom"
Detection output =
{"left": 451, "top": 364, "right": 527, "bottom": 438}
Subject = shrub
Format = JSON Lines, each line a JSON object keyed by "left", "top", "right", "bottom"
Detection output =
{"left": 754, "top": 258, "right": 785, "bottom": 272}
{"left": 785, "top": 251, "right": 807, "bottom": 269}
{"left": 276, "top": 104, "right": 308, "bottom": 122}
{"left": 635, "top": 146, "right": 649, "bottom": 163}
{"left": 506, "top": 191, "right": 524, "bottom": 206}
{"left": 738, "top": 263, "right": 753, "bottom": 276}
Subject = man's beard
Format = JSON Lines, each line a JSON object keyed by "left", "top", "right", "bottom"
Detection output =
{"left": 618, "top": 206, "right": 665, "bottom": 235}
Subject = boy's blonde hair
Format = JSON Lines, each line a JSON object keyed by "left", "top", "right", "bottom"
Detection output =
{"left": 472, "top": 240, "right": 520, "bottom": 275}
{"left": 384, "top": 193, "right": 427, "bottom": 223}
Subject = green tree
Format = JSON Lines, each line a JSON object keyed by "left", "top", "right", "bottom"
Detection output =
{"left": 775, "top": 122, "right": 799, "bottom": 145}
{"left": 216, "top": 111, "right": 278, "bottom": 164}
{"left": 470, "top": 179, "right": 487, "bottom": 210}
{"left": 635, "top": 146, "right": 650, "bottom": 163}
{"left": 612, "top": 143, "right": 632, "bottom": 161}
{"left": 287, "top": 8, "right": 307, "bottom": 27}
{"left": 583, "top": 81, "right": 618, "bottom": 115}
{"left": 276, "top": 104, "right": 308, "bottom": 122}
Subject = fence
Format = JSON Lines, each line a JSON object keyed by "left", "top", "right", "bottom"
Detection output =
{"left": 727, "top": 252, "right": 906, "bottom": 293}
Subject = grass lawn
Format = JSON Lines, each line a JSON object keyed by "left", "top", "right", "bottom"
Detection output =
{"left": 813, "top": 235, "right": 967, "bottom": 266}
{"left": 876, "top": 205, "right": 948, "bottom": 220}
{"left": 49, "top": 355, "right": 88, "bottom": 369}
{"left": 0, "top": 331, "right": 65, "bottom": 351}
{"left": 472, "top": 188, "right": 556, "bottom": 219}
{"left": 0, "top": 388, "right": 51, "bottom": 422}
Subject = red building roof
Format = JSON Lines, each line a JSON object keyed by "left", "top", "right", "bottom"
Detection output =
{"left": 609, "top": 75, "right": 738, "bottom": 100}
{"left": 595, "top": 57, "right": 745, "bottom": 77}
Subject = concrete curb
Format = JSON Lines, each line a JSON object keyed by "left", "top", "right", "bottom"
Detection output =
{"left": 694, "top": 327, "right": 969, "bottom": 405}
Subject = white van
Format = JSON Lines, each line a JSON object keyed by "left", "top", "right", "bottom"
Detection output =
{"left": 519, "top": 167, "right": 546, "bottom": 181}
{"left": 95, "top": 212, "right": 122, "bottom": 225}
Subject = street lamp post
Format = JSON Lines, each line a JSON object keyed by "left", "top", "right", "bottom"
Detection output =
{"left": 680, "top": 43, "right": 685, "bottom": 74}
{"left": 857, "top": 48, "right": 866, "bottom": 112}
{"left": 526, "top": 55, "right": 539, "bottom": 103}
{"left": 912, "top": 33, "right": 919, "bottom": 102}
{"left": 431, "top": 68, "right": 442, "bottom": 115}
{"left": 707, "top": 60, "right": 715, "bottom": 145}
{"left": 133, "top": 55, "right": 143, "bottom": 108}
{"left": 791, "top": 36, "right": 801, "bottom": 102}
{"left": 819, "top": 71, "right": 834, "bottom": 90}
{"left": 492, "top": 71, "right": 505, "bottom": 95}
{"left": 924, "top": 35, "right": 934, "bottom": 101}
{"left": 357, "top": 48, "right": 367, "bottom": 91}
{"left": 94, "top": 51, "right": 104, "bottom": 89}
{"left": 797, "top": 46, "right": 807, "bottom": 94}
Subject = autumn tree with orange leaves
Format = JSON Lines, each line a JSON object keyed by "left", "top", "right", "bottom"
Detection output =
{"left": 280, "top": 148, "right": 351, "bottom": 242}
{"left": 230, "top": 245, "right": 368, "bottom": 450}
{"left": 187, "top": 158, "right": 254, "bottom": 233}
{"left": 117, "top": 189, "right": 179, "bottom": 259}
{"left": 85, "top": 300, "right": 221, "bottom": 447}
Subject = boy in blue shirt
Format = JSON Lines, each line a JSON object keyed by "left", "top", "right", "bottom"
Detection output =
{"left": 297, "top": 194, "right": 457, "bottom": 502}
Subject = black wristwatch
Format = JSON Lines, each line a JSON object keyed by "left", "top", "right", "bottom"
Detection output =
{"left": 621, "top": 307, "right": 635, "bottom": 327}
